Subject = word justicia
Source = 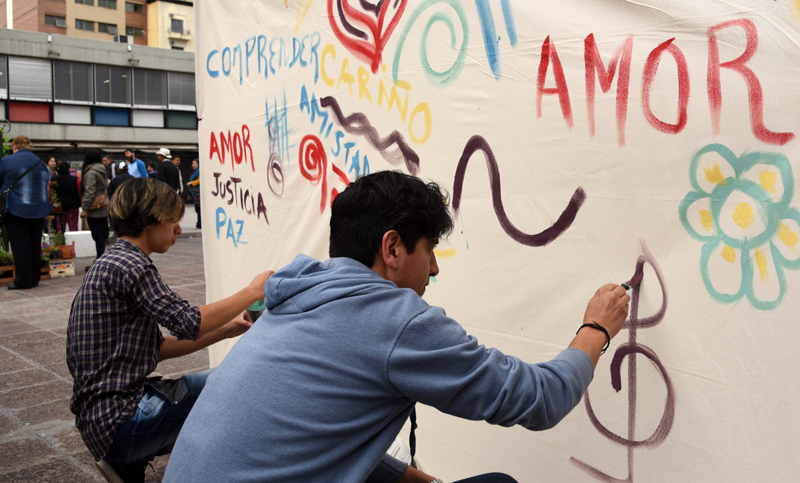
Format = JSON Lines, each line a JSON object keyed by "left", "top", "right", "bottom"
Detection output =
{"left": 210, "top": 172, "right": 269, "bottom": 225}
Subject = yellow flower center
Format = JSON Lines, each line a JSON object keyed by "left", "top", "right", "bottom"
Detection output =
{"left": 754, "top": 249, "right": 768, "bottom": 282}
{"left": 733, "top": 202, "right": 753, "bottom": 230}
{"left": 721, "top": 245, "right": 736, "bottom": 263}
{"left": 704, "top": 162, "right": 727, "bottom": 186}
{"left": 778, "top": 223, "right": 798, "bottom": 249}
{"left": 759, "top": 170, "right": 777, "bottom": 194}
{"left": 699, "top": 210, "right": 713, "bottom": 231}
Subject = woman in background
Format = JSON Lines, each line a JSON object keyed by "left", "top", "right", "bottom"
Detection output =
{"left": 80, "top": 149, "right": 109, "bottom": 266}
{"left": 46, "top": 156, "right": 58, "bottom": 176}
{"left": 186, "top": 159, "right": 201, "bottom": 229}
{"left": 50, "top": 161, "right": 81, "bottom": 232}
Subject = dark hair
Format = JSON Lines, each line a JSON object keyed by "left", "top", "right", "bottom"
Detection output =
{"left": 329, "top": 171, "right": 453, "bottom": 266}
{"left": 109, "top": 178, "right": 185, "bottom": 237}
{"left": 80, "top": 149, "right": 104, "bottom": 193}
{"left": 57, "top": 161, "right": 70, "bottom": 175}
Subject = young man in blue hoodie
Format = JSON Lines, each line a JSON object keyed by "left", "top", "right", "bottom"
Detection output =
{"left": 164, "top": 171, "right": 630, "bottom": 483}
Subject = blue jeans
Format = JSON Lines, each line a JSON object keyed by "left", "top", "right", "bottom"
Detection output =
{"left": 104, "top": 368, "right": 213, "bottom": 465}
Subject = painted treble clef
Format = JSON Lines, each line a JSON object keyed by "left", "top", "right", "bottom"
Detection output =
{"left": 570, "top": 240, "right": 675, "bottom": 482}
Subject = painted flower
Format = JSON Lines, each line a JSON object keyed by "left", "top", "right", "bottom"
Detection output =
{"left": 679, "top": 144, "right": 800, "bottom": 310}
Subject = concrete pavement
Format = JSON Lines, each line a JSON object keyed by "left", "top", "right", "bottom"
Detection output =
{"left": 0, "top": 233, "right": 208, "bottom": 482}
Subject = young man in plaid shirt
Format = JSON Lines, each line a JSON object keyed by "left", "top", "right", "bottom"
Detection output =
{"left": 67, "top": 178, "right": 272, "bottom": 482}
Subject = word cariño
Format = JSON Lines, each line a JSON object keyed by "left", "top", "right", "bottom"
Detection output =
{"left": 319, "top": 42, "right": 432, "bottom": 144}
{"left": 206, "top": 32, "right": 321, "bottom": 84}
{"left": 539, "top": 19, "right": 793, "bottom": 146}
{"left": 209, "top": 172, "right": 269, "bottom": 226}
{"left": 215, "top": 207, "right": 247, "bottom": 248}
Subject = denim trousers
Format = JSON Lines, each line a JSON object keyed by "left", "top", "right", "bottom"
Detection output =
{"left": 104, "top": 368, "right": 214, "bottom": 465}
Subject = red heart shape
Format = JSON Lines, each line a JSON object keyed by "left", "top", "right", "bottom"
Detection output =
{"left": 328, "top": 0, "right": 408, "bottom": 73}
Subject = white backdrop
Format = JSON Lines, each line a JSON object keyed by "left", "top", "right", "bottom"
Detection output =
{"left": 197, "top": 1, "right": 800, "bottom": 481}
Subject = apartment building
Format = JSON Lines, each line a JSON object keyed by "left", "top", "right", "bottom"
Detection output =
{"left": 0, "top": 0, "right": 149, "bottom": 46}
{"left": 146, "top": 0, "right": 193, "bottom": 52}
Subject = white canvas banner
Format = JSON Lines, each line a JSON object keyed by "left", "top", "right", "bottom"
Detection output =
{"left": 197, "top": 1, "right": 800, "bottom": 481}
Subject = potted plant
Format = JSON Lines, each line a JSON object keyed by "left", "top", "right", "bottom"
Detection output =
{"left": 0, "top": 248, "right": 13, "bottom": 283}
{"left": 49, "top": 181, "right": 62, "bottom": 213}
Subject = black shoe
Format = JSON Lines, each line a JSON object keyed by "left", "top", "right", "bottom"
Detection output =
{"left": 7, "top": 283, "right": 30, "bottom": 290}
{"left": 107, "top": 458, "right": 149, "bottom": 483}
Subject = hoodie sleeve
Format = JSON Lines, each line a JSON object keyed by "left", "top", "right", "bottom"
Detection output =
{"left": 386, "top": 308, "right": 594, "bottom": 431}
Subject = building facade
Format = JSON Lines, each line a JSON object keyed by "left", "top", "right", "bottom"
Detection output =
{"left": 146, "top": 0, "right": 193, "bottom": 52}
{"left": 1, "top": 0, "right": 149, "bottom": 46}
{"left": 0, "top": 28, "right": 197, "bottom": 168}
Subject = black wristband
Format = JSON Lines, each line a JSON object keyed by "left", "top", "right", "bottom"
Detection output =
{"left": 577, "top": 322, "right": 611, "bottom": 354}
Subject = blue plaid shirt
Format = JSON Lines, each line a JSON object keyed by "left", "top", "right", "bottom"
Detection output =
{"left": 67, "top": 239, "right": 201, "bottom": 460}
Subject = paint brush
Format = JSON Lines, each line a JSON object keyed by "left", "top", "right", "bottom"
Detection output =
{"left": 621, "top": 273, "right": 643, "bottom": 291}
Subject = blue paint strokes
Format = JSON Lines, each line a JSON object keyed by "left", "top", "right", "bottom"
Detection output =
{"left": 207, "top": 50, "right": 220, "bottom": 78}
{"left": 474, "top": 0, "right": 500, "bottom": 79}
{"left": 299, "top": 85, "right": 330, "bottom": 136}
{"left": 266, "top": 89, "right": 291, "bottom": 176}
{"left": 222, "top": 47, "right": 232, "bottom": 77}
{"left": 500, "top": 0, "right": 517, "bottom": 47}
{"left": 216, "top": 207, "right": 227, "bottom": 240}
{"left": 216, "top": 207, "right": 247, "bottom": 248}
{"left": 245, "top": 36, "right": 257, "bottom": 77}
{"left": 207, "top": 32, "right": 320, "bottom": 83}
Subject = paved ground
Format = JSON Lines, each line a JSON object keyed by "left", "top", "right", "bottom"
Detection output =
{"left": 0, "top": 225, "right": 206, "bottom": 482}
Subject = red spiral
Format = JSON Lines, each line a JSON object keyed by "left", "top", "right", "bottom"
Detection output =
{"left": 299, "top": 134, "right": 328, "bottom": 213}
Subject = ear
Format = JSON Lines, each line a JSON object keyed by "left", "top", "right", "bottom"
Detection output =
{"left": 380, "top": 230, "right": 404, "bottom": 271}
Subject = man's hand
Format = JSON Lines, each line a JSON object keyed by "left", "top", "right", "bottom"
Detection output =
{"left": 80, "top": 211, "right": 87, "bottom": 219}
{"left": 570, "top": 284, "right": 630, "bottom": 368}
{"left": 583, "top": 284, "right": 630, "bottom": 339}
{"left": 221, "top": 311, "right": 253, "bottom": 339}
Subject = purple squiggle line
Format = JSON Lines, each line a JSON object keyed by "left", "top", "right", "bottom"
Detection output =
{"left": 319, "top": 96, "right": 420, "bottom": 175}
{"left": 570, "top": 240, "right": 675, "bottom": 482}
{"left": 452, "top": 135, "right": 586, "bottom": 247}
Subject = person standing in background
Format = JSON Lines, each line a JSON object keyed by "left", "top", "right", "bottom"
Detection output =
{"left": 80, "top": 149, "right": 109, "bottom": 268}
{"left": 107, "top": 162, "right": 133, "bottom": 200}
{"left": 47, "top": 156, "right": 58, "bottom": 176}
{"left": 155, "top": 148, "right": 180, "bottom": 192}
{"left": 147, "top": 163, "right": 157, "bottom": 179}
{"left": 50, "top": 161, "right": 81, "bottom": 233}
{"left": 187, "top": 159, "right": 201, "bottom": 229}
{"left": 172, "top": 156, "right": 184, "bottom": 197}
{"left": 0, "top": 136, "right": 50, "bottom": 290}
{"left": 103, "top": 155, "right": 117, "bottom": 181}
{"left": 124, "top": 149, "right": 147, "bottom": 179}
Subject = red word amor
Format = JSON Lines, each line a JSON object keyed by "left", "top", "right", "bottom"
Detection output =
{"left": 209, "top": 124, "right": 256, "bottom": 172}
{"left": 539, "top": 19, "right": 794, "bottom": 146}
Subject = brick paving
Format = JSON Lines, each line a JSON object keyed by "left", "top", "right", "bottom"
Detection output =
{"left": 0, "top": 231, "right": 207, "bottom": 482}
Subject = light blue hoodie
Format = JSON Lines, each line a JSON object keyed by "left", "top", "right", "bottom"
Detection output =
{"left": 164, "top": 255, "right": 594, "bottom": 483}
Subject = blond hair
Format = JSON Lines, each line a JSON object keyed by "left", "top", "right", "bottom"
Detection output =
{"left": 11, "top": 136, "right": 32, "bottom": 150}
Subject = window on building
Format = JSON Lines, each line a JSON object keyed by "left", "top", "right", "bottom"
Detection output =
{"left": 171, "top": 46, "right": 184, "bottom": 51}
{"left": 168, "top": 72, "right": 195, "bottom": 107}
{"left": 75, "top": 19, "right": 95, "bottom": 31}
{"left": 171, "top": 18, "right": 184, "bottom": 33}
{"left": 133, "top": 68, "right": 166, "bottom": 107}
{"left": 75, "top": 0, "right": 94, "bottom": 5}
{"left": 0, "top": 55, "right": 8, "bottom": 97}
{"left": 54, "top": 61, "right": 93, "bottom": 103}
{"left": 98, "top": 23, "right": 118, "bottom": 35}
{"left": 95, "top": 65, "right": 130, "bottom": 105}
{"left": 45, "top": 15, "right": 67, "bottom": 28}
{"left": 8, "top": 57, "right": 53, "bottom": 101}
{"left": 125, "top": 2, "right": 143, "bottom": 13}
{"left": 98, "top": 0, "right": 117, "bottom": 8}
{"left": 126, "top": 27, "right": 144, "bottom": 37}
